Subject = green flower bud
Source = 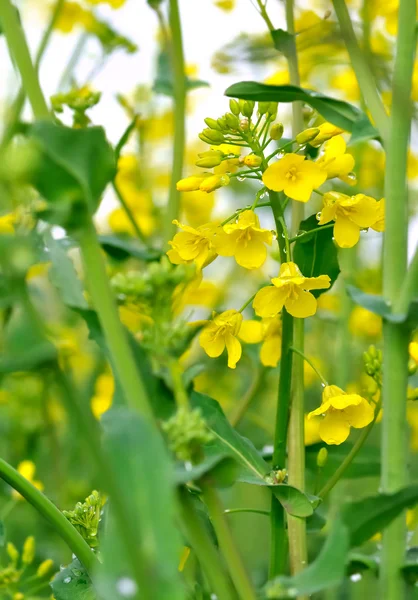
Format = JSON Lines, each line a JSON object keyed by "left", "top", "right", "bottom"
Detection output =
{"left": 204, "top": 117, "right": 222, "bottom": 131}
{"left": 229, "top": 99, "right": 240, "bottom": 115}
{"left": 162, "top": 407, "right": 214, "bottom": 463}
{"left": 258, "top": 101, "right": 270, "bottom": 115}
{"left": 198, "top": 133, "right": 216, "bottom": 145}
{"left": 316, "top": 447, "right": 328, "bottom": 468}
{"left": 270, "top": 123, "right": 284, "bottom": 140}
{"left": 22, "top": 536, "right": 35, "bottom": 565}
{"left": 225, "top": 113, "right": 240, "bottom": 130}
{"left": 201, "top": 128, "right": 225, "bottom": 143}
{"left": 242, "top": 101, "right": 255, "bottom": 118}
{"left": 243, "top": 154, "right": 262, "bottom": 168}
{"left": 7, "top": 543, "right": 19, "bottom": 565}
{"left": 268, "top": 102, "right": 278, "bottom": 115}
{"left": 296, "top": 128, "right": 320, "bottom": 144}
{"left": 217, "top": 116, "right": 227, "bottom": 129}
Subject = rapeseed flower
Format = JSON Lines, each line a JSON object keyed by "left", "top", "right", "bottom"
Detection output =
{"left": 12, "top": 461, "right": 43, "bottom": 500}
{"left": 253, "top": 262, "right": 330, "bottom": 319}
{"left": 318, "top": 191, "right": 381, "bottom": 248}
{"left": 199, "top": 310, "right": 243, "bottom": 369}
{"left": 239, "top": 316, "right": 282, "bottom": 367}
{"left": 212, "top": 210, "right": 273, "bottom": 269}
{"left": 167, "top": 221, "right": 216, "bottom": 269}
{"left": 316, "top": 136, "right": 355, "bottom": 184}
{"left": 309, "top": 122, "right": 345, "bottom": 147}
{"left": 308, "top": 385, "right": 374, "bottom": 445}
{"left": 91, "top": 372, "right": 114, "bottom": 419}
{"left": 262, "top": 154, "right": 326, "bottom": 202}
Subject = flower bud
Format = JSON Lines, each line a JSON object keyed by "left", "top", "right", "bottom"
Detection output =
{"left": 37, "top": 558, "right": 54, "bottom": 578}
{"left": 217, "top": 116, "right": 227, "bottom": 129}
{"left": 316, "top": 447, "right": 328, "bottom": 468}
{"left": 22, "top": 536, "right": 35, "bottom": 565}
{"left": 243, "top": 154, "right": 262, "bottom": 168}
{"left": 268, "top": 102, "right": 278, "bottom": 115}
{"left": 204, "top": 117, "right": 222, "bottom": 131}
{"left": 270, "top": 123, "right": 284, "bottom": 140}
{"left": 7, "top": 543, "right": 19, "bottom": 565}
{"left": 258, "top": 101, "right": 270, "bottom": 115}
{"left": 229, "top": 99, "right": 240, "bottom": 115}
{"left": 225, "top": 113, "right": 240, "bottom": 130}
{"left": 202, "top": 128, "right": 225, "bottom": 143}
{"left": 199, "top": 174, "right": 230, "bottom": 193}
{"left": 176, "top": 175, "right": 207, "bottom": 192}
{"left": 196, "top": 150, "right": 223, "bottom": 168}
{"left": 242, "top": 101, "right": 255, "bottom": 118}
{"left": 199, "top": 133, "right": 216, "bottom": 144}
{"left": 296, "top": 128, "right": 320, "bottom": 144}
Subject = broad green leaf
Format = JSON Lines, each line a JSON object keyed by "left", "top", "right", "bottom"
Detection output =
{"left": 0, "top": 521, "right": 5, "bottom": 547}
{"left": 270, "top": 29, "right": 294, "bottom": 56}
{"left": 27, "top": 122, "right": 115, "bottom": 229}
{"left": 266, "top": 486, "right": 418, "bottom": 597}
{"left": 153, "top": 52, "right": 209, "bottom": 97}
{"left": 99, "top": 235, "right": 162, "bottom": 262}
{"left": 225, "top": 81, "right": 377, "bottom": 136}
{"left": 101, "top": 407, "right": 184, "bottom": 600}
{"left": 293, "top": 215, "right": 340, "bottom": 297}
{"left": 347, "top": 284, "right": 418, "bottom": 325}
{"left": 191, "top": 392, "right": 317, "bottom": 517}
{"left": 50, "top": 558, "right": 95, "bottom": 600}
{"left": 44, "top": 233, "right": 88, "bottom": 309}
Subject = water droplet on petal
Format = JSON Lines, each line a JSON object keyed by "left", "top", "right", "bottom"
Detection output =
{"left": 63, "top": 576, "right": 71, "bottom": 584}
{"left": 237, "top": 176, "right": 246, "bottom": 182}
{"left": 316, "top": 212, "right": 322, "bottom": 221}
{"left": 347, "top": 172, "right": 357, "bottom": 182}
{"left": 277, "top": 150, "right": 285, "bottom": 159}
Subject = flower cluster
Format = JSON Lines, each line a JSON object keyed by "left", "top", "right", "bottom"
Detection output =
{"left": 63, "top": 490, "right": 103, "bottom": 548}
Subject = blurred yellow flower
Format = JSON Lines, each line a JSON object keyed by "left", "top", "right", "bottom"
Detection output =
{"left": 12, "top": 461, "right": 43, "bottom": 500}
{"left": 214, "top": 0, "right": 235, "bottom": 10}
{"left": 239, "top": 316, "right": 282, "bottom": 367}
{"left": 91, "top": 372, "right": 114, "bottom": 419}
{"left": 181, "top": 190, "right": 215, "bottom": 228}
{"left": 253, "top": 262, "right": 330, "bottom": 319}
{"left": 308, "top": 385, "right": 374, "bottom": 445}
{"left": 349, "top": 306, "right": 382, "bottom": 338}
{"left": 0, "top": 213, "right": 15, "bottom": 234}
{"left": 199, "top": 310, "right": 243, "bottom": 369}
{"left": 409, "top": 342, "right": 418, "bottom": 364}
{"left": 212, "top": 210, "right": 273, "bottom": 269}
{"left": 55, "top": 2, "right": 87, "bottom": 33}
{"left": 331, "top": 68, "right": 360, "bottom": 102}
{"left": 263, "top": 154, "right": 327, "bottom": 202}
{"left": 319, "top": 191, "right": 381, "bottom": 248}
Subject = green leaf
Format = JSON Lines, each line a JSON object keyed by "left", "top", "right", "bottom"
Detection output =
{"left": 191, "top": 392, "right": 317, "bottom": 517}
{"left": 266, "top": 486, "right": 418, "bottom": 597}
{"left": 50, "top": 558, "right": 95, "bottom": 600}
{"left": 293, "top": 215, "right": 340, "bottom": 297}
{"left": 153, "top": 52, "right": 209, "bottom": 97}
{"left": 225, "top": 81, "right": 377, "bottom": 135}
{"left": 402, "top": 547, "right": 418, "bottom": 584}
{"left": 44, "top": 233, "right": 88, "bottom": 309}
{"left": 0, "top": 521, "right": 6, "bottom": 547}
{"left": 101, "top": 408, "right": 184, "bottom": 600}
{"left": 27, "top": 122, "right": 115, "bottom": 229}
{"left": 347, "top": 284, "right": 418, "bottom": 326}
{"left": 347, "top": 552, "right": 379, "bottom": 575}
{"left": 98, "top": 235, "right": 162, "bottom": 262}
{"left": 270, "top": 29, "right": 294, "bottom": 56}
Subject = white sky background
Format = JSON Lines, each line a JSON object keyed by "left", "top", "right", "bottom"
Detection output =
{"left": 0, "top": 0, "right": 417, "bottom": 262}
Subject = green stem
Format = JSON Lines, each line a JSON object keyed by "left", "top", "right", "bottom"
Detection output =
{"left": 201, "top": 483, "right": 256, "bottom": 600}
{"left": 287, "top": 318, "right": 307, "bottom": 578}
{"left": 238, "top": 293, "right": 257, "bottom": 314}
{"left": 228, "top": 367, "right": 266, "bottom": 427}
{"left": 77, "top": 222, "right": 153, "bottom": 419}
{"left": 178, "top": 488, "right": 236, "bottom": 600}
{"left": 290, "top": 347, "right": 328, "bottom": 386}
{"left": 380, "top": 0, "right": 416, "bottom": 596}
{"left": 112, "top": 180, "right": 148, "bottom": 244}
{"left": 331, "top": 0, "right": 389, "bottom": 144}
{"left": 164, "top": 0, "right": 186, "bottom": 245}
{"left": 255, "top": 0, "right": 275, "bottom": 31}
{"left": 224, "top": 508, "right": 270, "bottom": 517}
{"left": 318, "top": 399, "right": 382, "bottom": 499}
{"left": 169, "top": 360, "right": 189, "bottom": 409}
{"left": 0, "top": 458, "right": 98, "bottom": 574}
{"left": 288, "top": 223, "right": 334, "bottom": 244}
{"left": 395, "top": 246, "right": 418, "bottom": 315}
{"left": 0, "top": 0, "right": 50, "bottom": 120}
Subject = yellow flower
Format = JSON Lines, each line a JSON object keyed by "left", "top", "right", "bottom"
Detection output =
{"left": 331, "top": 68, "right": 360, "bottom": 102}
{"left": 264, "top": 70, "right": 290, "bottom": 86}
{"left": 167, "top": 221, "right": 216, "bottom": 269}
{"left": 253, "top": 262, "right": 330, "bottom": 319}
{"left": 239, "top": 316, "right": 282, "bottom": 367}
{"left": 316, "top": 136, "right": 355, "bottom": 184}
{"left": 371, "top": 199, "right": 385, "bottom": 232}
{"left": 349, "top": 306, "right": 382, "bottom": 338}
{"left": 181, "top": 190, "right": 215, "bottom": 227}
{"left": 214, "top": 0, "right": 235, "bottom": 10}
{"left": 212, "top": 210, "right": 273, "bottom": 269}
{"left": 55, "top": 2, "right": 87, "bottom": 33}
{"left": 199, "top": 174, "right": 230, "bottom": 193}
{"left": 0, "top": 213, "right": 15, "bottom": 234}
{"left": 308, "top": 385, "right": 374, "bottom": 445}
{"left": 213, "top": 144, "right": 241, "bottom": 175}
{"left": 177, "top": 175, "right": 209, "bottom": 192}
{"left": 262, "top": 154, "right": 326, "bottom": 202}
{"left": 318, "top": 191, "right": 380, "bottom": 248}
{"left": 304, "top": 414, "right": 322, "bottom": 445}
{"left": 309, "top": 122, "right": 345, "bottom": 147}
{"left": 410, "top": 342, "right": 418, "bottom": 364}
{"left": 91, "top": 373, "right": 114, "bottom": 419}
{"left": 12, "top": 461, "right": 43, "bottom": 500}
{"left": 199, "top": 310, "right": 243, "bottom": 369}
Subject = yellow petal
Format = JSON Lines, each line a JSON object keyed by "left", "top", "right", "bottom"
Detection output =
{"left": 344, "top": 399, "right": 374, "bottom": 428}
{"left": 199, "top": 327, "right": 225, "bottom": 357}
{"left": 318, "top": 204, "right": 337, "bottom": 225}
{"left": 253, "top": 286, "right": 287, "bottom": 317}
{"left": 303, "top": 275, "right": 331, "bottom": 291}
{"left": 410, "top": 341, "right": 418, "bottom": 364}
{"left": 334, "top": 217, "right": 360, "bottom": 248}
{"left": 308, "top": 399, "right": 333, "bottom": 418}
{"left": 319, "top": 411, "right": 351, "bottom": 445}
{"left": 260, "top": 336, "right": 281, "bottom": 367}
{"left": 225, "top": 334, "right": 242, "bottom": 369}
{"left": 235, "top": 239, "right": 267, "bottom": 269}
{"left": 349, "top": 194, "right": 379, "bottom": 228}
{"left": 329, "top": 393, "right": 363, "bottom": 410}
{"left": 239, "top": 320, "right": 264, "bottom": 343}
{"left": 285, "top": 289, "right": 317, "bottom": 318}
{"left": 283, "top": 179, "right": 313, "bottom": 202}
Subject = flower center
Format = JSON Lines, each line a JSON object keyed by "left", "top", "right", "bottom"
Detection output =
{"left": 285, "top": 167, "right": 299, "bottom": 182}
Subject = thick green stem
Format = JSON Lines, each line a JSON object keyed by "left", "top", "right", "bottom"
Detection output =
{"left": 78, "top": 222, "right": 153, "bottom": 419}
{"left": 164, "top": 0, "right": 186, "bottom": 245}
{"left": 380, "top": 0, "right": 416, "bottom": 597}
{"left": 0, "top": 458, "right": 98, "bottom": 574}
{"left": 331, "top": 0, "right": 389, "bottom": 144}
{"left": 0, "top": 0, "right": 50, "bottom": 120}
{"left": 287, "top": 318, "right": 307, "bottom": 579}
{"left": 201, "top": 483, "right": 256, "bottom": 600}
{"left": 178, "top": 488, "right": 236, "bottom": 600}
{"left": 395, "top": 246, "right": 418, "bottom": 315}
